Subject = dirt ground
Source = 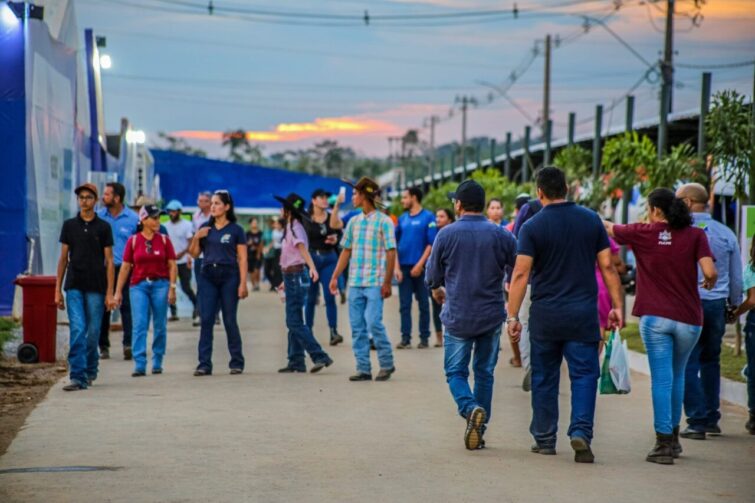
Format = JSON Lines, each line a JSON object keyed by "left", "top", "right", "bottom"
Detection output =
{"left": 0, "top": 359, "right": 65, "bottom": 456}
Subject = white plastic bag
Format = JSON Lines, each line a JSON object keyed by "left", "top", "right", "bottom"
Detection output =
{"left": 608, "top": 331, "right": 632, "bottom": 394}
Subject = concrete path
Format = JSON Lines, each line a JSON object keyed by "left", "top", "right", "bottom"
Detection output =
{"left": 1, "top": 289, "right": 754, "bottom": 503}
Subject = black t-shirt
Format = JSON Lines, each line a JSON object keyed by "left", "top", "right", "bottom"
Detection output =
{"left": 517, "top": 202, "right": 610, "bottom": 342}
{"left": 304, "top": 213, "right": 339, "bottom": 252}
{"left": 59, "top": 214, "right": 114, "bottom": 293}
{"left": 246, "top": 230, "right": 263, "bottom": 255}
{"left": 200, "top": 222, "right": 246, "bottom": 266}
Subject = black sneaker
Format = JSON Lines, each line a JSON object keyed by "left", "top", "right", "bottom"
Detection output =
{"left": 679, "top": 426, "right": 706, "bottom": 440}
{"left": 193, "top": 368, "right": 211, "bottom": 376}
{"left": 746, "top": 413, "right": 755, "bottom": 435}
{"left": 311, "top": 357, "right": 334, "bottom": 373}
{"left": 131, "top": 371, "right": 146, "bottom": 377}
{"left": 349, "top": 372, "right": 372, "bottom": 381}
{"left": 396, "top": 341, "right": 412, "bottom": 349}
{"left": 100, "top": 348, "right": 110, "bottom": 360}
{"left": 464, "top": 406, "right": 486, "bottom": 450}
{"left": 702, "top": 424, "right": 722, "bottom": 436}
{"left": 329, "top": 328, "right": 344, "bottom": 346}
{"left": 278, "top": 366, "right": 306, "bottom": 373}
{"left": 570, "top": 436, "right": 594, "bottom": 463}
{"left": 375, "top": 367, "right": 395, "bottom": 381}
{"left": 531, "top": 444, "right": 556, "bottom": 455}
{"left": 152, "top": 368, "right": 163, "bottom": 375}
{"left": 168, "top": 315, "right": 179, "bottom": 322}
{"left": 230, "top": 368, "right": 243, "bottom": 375}
{"left": 417, "top": 340, "right": 429, "bottom": 349}
{"left": 63, "top": 381, "right": 86, "bottom": 391}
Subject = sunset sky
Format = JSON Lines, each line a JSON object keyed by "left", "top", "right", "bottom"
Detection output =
{"left": 76, "top": 0, "right": 755, "bottom": 158}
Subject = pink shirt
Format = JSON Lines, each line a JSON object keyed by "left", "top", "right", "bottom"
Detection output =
{"left": 280, "top": 220, "right": 308, "bottom": 270}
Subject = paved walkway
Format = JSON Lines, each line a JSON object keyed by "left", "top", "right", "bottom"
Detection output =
{"left": 1, "top": 290, "right": 753, "bottom": 502}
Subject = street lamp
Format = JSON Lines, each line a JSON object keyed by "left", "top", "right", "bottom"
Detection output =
{"left": 99, "top": 54, "right": 112, "bottom": 70}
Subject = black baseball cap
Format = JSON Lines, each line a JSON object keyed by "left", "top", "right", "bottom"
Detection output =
{"left": 311, "top": 188, "right": 331, "bottom": 199}
{"left": 447, "top": 180, "right": 485, "bottom": 208}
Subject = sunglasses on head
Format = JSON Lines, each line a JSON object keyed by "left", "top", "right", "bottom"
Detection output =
{"left": 214, "top": 190, "right": 230, "bottom": 195}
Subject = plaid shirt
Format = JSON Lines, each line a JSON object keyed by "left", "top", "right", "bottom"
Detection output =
{"left": 342, "top": 210, "right": 396, "bottom": 287}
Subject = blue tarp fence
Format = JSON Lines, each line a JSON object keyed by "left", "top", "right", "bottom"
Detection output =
{"left": 152, "top": 150, "right": 351, "bottom": 212}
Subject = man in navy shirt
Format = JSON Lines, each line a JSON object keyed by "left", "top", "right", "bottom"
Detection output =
{"left": 507, "top": 167, "right": 623, "bottom": 464}
{"left": 395, "top": 187, "right": 437, "bottom": 348}
{"left": 426, "top": 180, "right": 517, "bottom": 450}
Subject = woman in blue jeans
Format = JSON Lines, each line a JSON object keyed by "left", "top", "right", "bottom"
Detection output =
{"left": 115, "top": 204, "right": 177, "bottom": 377}
{"left": 304, "top": 188, "right": 345, "bottom": 346}
{"left": 188, "top": 190, "right": 248, "bottom": 376}
{"left": 275, "top": 193, "right": 333, "bottom": 373}
{"left": 607, "top": 188, "right": 717, "bottom": 465}
{"left": 732, "top": 236, "right": 755, "bottom": 434}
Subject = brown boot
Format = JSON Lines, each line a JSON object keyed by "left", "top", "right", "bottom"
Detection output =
{"left": 672, "top": 426, "right": 682, "bottom": 458}
{"left": 646, "top": 432, "right": 674, "bottom": 465}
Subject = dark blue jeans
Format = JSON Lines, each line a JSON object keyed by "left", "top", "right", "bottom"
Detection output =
{"left": 284, "top": 270, "right": 330, "bottom": 370}
{"left": 398, "top": 264, "right": 430, "bottom": 343}
{"left": 530, "top": 338, "right": 600, "bottom": 448}
{"left": 444, "top": 327, "right": 500, "bottom": 422}
{"left": 745, "top": 311, "right": 755, "bottom": 414}
{"left": 305, "top": 250, "right": 338, "bottom": 330}
{"left": 684, "top": 298, "right": 727, "bottom": 429}
{"left": 197, "top": 264, "right": 244, "bottom": 372}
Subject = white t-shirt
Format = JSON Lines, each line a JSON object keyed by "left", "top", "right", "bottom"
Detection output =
{"left": 192, "top": 210, "right": 211, "bottom": 258}
{"left": 165, "top": 219, "right": 194, "bottom": 264}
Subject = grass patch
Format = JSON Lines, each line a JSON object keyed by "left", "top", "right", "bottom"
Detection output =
{"left": 620, "top": 322, "right": 746, "bottom": 383}
{"left": 0, "top": 317, "right": 19, "bottom": 350}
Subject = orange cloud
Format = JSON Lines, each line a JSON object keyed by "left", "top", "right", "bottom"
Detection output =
{"left": 173, "top": 116, "right": 400, "bottom": 143}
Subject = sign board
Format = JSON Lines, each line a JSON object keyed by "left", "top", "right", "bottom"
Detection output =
{"left": 742, "top": 205, "right": 755, "bottom": 266}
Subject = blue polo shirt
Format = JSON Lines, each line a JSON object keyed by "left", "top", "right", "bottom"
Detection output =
{"left": 200, "top": 222, "right": 246, "bottom": 266}
{"left": 97, "top": 206, "right": 139, "bottom": 266}
{"left": 518, "top": 202, "right": 610, "bottom": 342}
{"left": 692, "top": 212, "right": 742, "bottom": 304}
{"left": 396, "top": 208, "right": 437, "bottom": 266}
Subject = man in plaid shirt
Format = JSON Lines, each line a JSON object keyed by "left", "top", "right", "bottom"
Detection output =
{"left": 330, "top": 177, "right": 397, "bottom": 382}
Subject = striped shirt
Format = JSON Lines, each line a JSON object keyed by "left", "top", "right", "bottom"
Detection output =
{"left": 342, "top": 210, "right": 396, "bottom": 287}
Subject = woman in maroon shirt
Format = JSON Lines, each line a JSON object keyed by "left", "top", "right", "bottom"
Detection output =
{"left": 115, "top": 205, "right": 177, "bottom": 377}
{"left": 606, "top": 188, "right": 716, "bottom": 465}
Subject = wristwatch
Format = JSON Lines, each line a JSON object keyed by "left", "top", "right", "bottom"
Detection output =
{"left": 170, "top": 284, "right": 177, "bottom": 289}
{"left": 506, "top": 316, "right": 520, "bottom": 323}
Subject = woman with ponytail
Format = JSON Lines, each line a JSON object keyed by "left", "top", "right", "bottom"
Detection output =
{"left": 189, "top": 190, "right": 248, "bottom": 376}
{"left": 605, "top": 188, "right": 717, "bottom": 465}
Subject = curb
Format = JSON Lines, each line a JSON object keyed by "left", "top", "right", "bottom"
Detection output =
{"left": 627, "top": 349, "right": 748, "bottom": 409}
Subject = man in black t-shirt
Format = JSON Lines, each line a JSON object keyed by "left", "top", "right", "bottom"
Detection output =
{"left": 246, "top": 217, "right": 264, "bottom": 291}
{"left": 55, "top": 183, "right": 115, "bottom": 391}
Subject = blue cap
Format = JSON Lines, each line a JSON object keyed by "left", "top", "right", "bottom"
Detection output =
{"left": 165, "top": 199, "right": 183, "bottom": 211}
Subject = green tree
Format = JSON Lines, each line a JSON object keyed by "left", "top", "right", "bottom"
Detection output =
{"left": 157, "top": 132, "right": 207, "bottom": 157}
{"left": 553, "top": 144, "right": 592, "bottom": 201}
{"left": 221, "top": 129, "right": 265, "bottom": 164}
{"left": 705, "top": 90, "right": 754, "bottom": 202}
{"left": 602, "top": 131, "right": 657, "bottom": 198}
{"left": 647, "top": 143, "right": 707, "bottom": 190}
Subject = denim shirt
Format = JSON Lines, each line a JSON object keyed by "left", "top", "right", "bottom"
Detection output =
{"left": 97, "top": 206, "right": 139, "bottom": 266}
{"left": 425, "top": 214, "right": 517, "bottom": 338}
{"left": 692, "top": 213, "right": 742, "bottom": 305}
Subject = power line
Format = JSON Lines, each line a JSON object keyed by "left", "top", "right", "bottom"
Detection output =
{"left": 676, "top": 60, "right": 755, "bottom": 70}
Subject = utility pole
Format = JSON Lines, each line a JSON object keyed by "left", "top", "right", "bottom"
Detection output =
{"left": 455, "top": 95, "right": 477, "bottom": 179}
{"left": 658, "top": 0, "right": 675, "bottom": 158}
{"left": 543, "top": 34, "right": 551, "bottom": 138}
{"left": 426, "top": 115, "right": 440, "bottom": 185}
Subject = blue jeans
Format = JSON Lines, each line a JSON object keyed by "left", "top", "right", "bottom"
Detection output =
{"left": 348, "top": 286, "right": 394, "bottom": 374}
{"left": 683, "top": 299, "right": 726, "bottom": 430}
{"left": 284, "top": 270, "right": 330, "bottom": 370}
{"left": 640, "top": 315, "right": 702, "bottom": 434}
{"left": 398, "top": 265, "right": 430, "bottom": 343}
{"left": 197, "top": 264, "right": 244, "bottom": 372}
{"left": 66, "top": 290, "right": 105, "bottom": 386}
{"left": 305, "top": 250, "right": 338, "bottom": 330}
{"left": 530, "top": 338, "right": 600, "bottom": 448}
{"left": 130, "top": 279, "right": 169, "bottom": 373}
{"left": 444, "top": 327, "right": 500, "bottom": 421}
{"left": 745, "top": 312, "right": 755, "bottom": 413}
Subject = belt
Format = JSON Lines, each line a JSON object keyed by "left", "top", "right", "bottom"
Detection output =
{"left": 282, "top": 264, "right": 305, "bottom": 274}
{"left": 204, "top": 263, "right": 235, "bottom": 268}
{"left": 312, "top": 249, "right": 336, "bottom": 255}
{"left": 144, "top": 277, "right": 167, "bottom": 283}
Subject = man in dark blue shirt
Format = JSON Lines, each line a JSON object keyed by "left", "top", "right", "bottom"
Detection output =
{"left": 426, "top": 180, "right": 517, "bottom": 450}
{"left": 395, "top": 187, "right": 437, "bottom": 348}
{"left": 507, "top": 167, "right": 623, "bottom": 464}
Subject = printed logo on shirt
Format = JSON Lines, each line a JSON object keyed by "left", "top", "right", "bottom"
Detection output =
{"left": 221, "top": 234, "right": 231, "bottom": 244}
{"left": 428, "top": 222, "right": 437, "bottom": 228}
{"left": 696, "top": 222, "right": 709, "bottom": 232}
{"left": 658, "top": 230, "right": 672, "bottom": 246}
